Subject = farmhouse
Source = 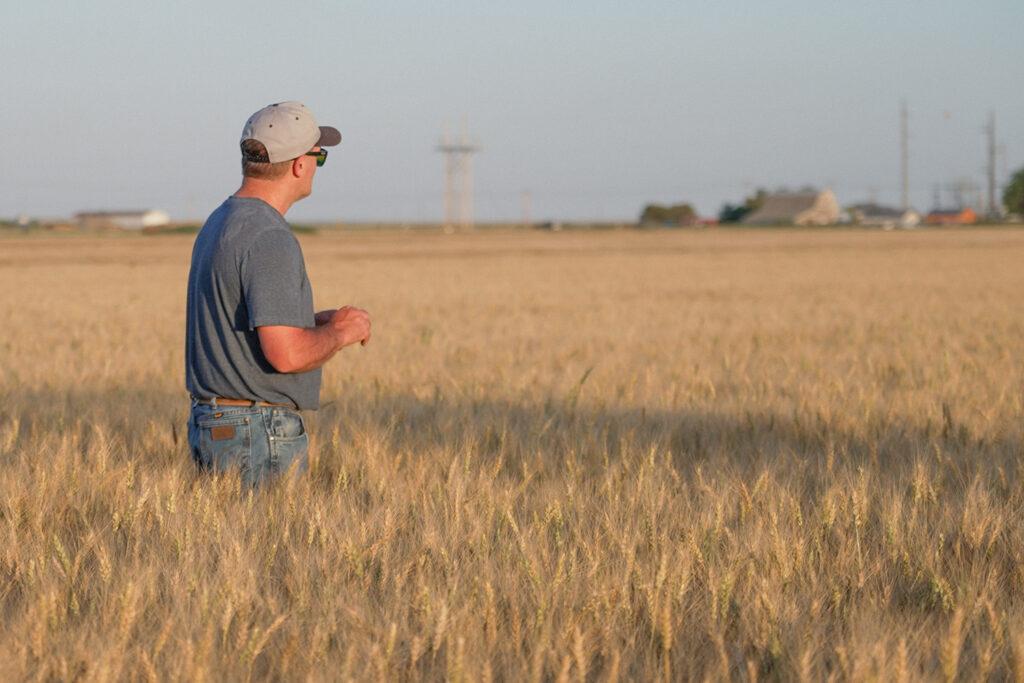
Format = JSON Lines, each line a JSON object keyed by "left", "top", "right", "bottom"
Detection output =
{"left": 75, "top": 209, "right": 170, "bottom": 230}
{"left": 849, "top": 203, "right": 921, "bottom": 229}
{"left": 742, "top": 190, "right": 840, "bottom": 226}
{"left": 924, "top": 208, "right": 977, "bottom": 225}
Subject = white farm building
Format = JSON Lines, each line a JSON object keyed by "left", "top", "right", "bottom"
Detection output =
{"left": 743, "top": 190, "right": 840, "bottom": 226}
{"left": 75, "top": 209, "right": 171, "bottom": 230}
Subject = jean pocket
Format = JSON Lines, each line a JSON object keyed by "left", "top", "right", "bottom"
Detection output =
{"left": 195, "top": 414, "right": 254, "bottom": 475}
{"left": 268, "top": 409, "right": 306, "bottom": 439}
{"left": 267, "top": 410, "right": 308, "bottom": 476}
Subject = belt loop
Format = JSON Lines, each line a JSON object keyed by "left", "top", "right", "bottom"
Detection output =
{"left": 211, "top": 396, "right": 218, "bottom": 408}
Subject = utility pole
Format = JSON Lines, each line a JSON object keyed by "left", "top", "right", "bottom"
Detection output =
{"left": 950, "top": 178, "right": 978, "bottom": 211}
{"left": 984, "top": 111, "right": 998, "bottom": 217}
{"left": 900, "top": 100, "right": 910, "bottom": 211}
{"left": 520, "top": 190, "right": 532, "bottom": 229}
{"left": 436, "top": 122, "right": 480, "bottom": 230}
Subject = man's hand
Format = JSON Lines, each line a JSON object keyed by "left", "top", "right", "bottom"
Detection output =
{"left": 329, "top": 306, "right": 371, "bottom": 347}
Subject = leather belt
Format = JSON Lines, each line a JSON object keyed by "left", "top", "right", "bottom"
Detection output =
{"left": 192, "top": 396, "right": 295, "bottom": 409}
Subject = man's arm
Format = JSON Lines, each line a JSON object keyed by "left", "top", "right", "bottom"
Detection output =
{"left": 258, "top": 306, "right": 371, "bottom": 374}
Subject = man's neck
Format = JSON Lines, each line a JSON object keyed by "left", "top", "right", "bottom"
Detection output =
{"left": 234, "top": 179, "right": 295, "bottom": 216}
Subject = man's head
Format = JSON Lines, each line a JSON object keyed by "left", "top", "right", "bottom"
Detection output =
{"left": 239, "top": 102, "right": 341, "bottom": 199}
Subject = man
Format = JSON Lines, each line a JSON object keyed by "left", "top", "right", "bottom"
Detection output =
{"left": 185, "top": 101, "right": 371, "bottom": 486}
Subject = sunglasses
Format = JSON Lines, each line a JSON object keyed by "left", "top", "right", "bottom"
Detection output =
{"left": 304, "top": 149, "right": 328, "bottom": 167}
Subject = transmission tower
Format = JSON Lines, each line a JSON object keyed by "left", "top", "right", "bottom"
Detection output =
{"left": 984, "top": 111, "right": 998, "bottom": 217}
{"left": 900, "top": 100, "right": 910, "bottom": 211}
{"left": 436, "top": 124, "right": 480, "bottom": 230}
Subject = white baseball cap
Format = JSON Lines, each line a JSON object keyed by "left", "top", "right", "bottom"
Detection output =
{"left": 240, "top": 101, "right": 342, "bottom": 163}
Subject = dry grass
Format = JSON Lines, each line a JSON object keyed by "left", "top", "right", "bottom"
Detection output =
{"left": 0, "top": 227, "right": 1022, "bottom": 681}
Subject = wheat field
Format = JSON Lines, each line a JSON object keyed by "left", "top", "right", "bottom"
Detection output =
{"left": 0, "top": 227, "right": 1022, "bottom": 681}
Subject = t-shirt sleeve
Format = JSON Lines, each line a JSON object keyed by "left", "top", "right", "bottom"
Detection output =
{"left": 239, "top": 230, "right": 310, "bottom": 330}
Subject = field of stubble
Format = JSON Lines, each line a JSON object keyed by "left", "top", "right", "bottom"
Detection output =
{"left": 0, "top": 227, "right": 1022, "bottom": 681}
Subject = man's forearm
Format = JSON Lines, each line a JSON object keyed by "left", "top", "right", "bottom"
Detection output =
{"left": 258, "top": 307, "right": 370, "bottom": 374}
{"left": 269, "top": 325, "right": 344, "bottom": 374}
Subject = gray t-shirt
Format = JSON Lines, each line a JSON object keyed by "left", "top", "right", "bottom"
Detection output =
{"left": 185, "top": 196, "right": 321, "bottom": 410}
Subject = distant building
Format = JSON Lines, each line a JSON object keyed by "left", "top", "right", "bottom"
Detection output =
{"left": 849, "top": 203, "right": 921, "bottom": 229}
{"left": 924, "top": 208, "right": 977, "bottom": 225}
{"left": 75, "top": 210, "right": 170, "bottom": 230}
{"left": 742, "top": 190, "right": 840, "bottom": 226}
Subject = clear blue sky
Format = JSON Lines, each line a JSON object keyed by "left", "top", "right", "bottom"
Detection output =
{"left": 2, "top": 1, "right": 1021, "bottom": 222}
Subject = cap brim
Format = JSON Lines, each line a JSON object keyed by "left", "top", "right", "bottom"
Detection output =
{"left": 317, "top": 126, "right": 342, "bottom": 147}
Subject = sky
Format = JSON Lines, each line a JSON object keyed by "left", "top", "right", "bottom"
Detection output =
{"left": 1, "top": 1, "right": 1022, "bottom": 223}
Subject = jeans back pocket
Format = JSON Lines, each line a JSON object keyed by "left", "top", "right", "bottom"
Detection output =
{"left": 194, "top": 413, "right": 255, "bottom": 477}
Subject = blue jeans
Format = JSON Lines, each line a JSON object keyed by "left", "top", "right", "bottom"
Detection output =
{"left": 188, "top": 402, "right": 309, "bottom": 487}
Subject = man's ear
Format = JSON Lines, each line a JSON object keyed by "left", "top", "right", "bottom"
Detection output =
{"left": 291, "top": 157, "right": 304, "bottom": 178}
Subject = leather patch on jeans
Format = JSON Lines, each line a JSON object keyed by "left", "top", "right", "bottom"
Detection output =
{"left": 210, "top": 425, "right": 236, "bottom": 441}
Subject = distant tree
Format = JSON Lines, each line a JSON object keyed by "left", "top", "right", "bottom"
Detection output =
{"left": 1004, "top": 167, "right": 1024, "bottom": 215}
{"left": 718, "top": 203, "right": 749, "bottom": 223}
{"left": 639, "top": 203, "right": 697, "bottom": 227}
{"left": 718, "top": 188, "right": 766, "bottom": 224}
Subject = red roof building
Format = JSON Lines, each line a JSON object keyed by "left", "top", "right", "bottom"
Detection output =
{"left": 924, "top": 208, "right": 977, "bottom": 225}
